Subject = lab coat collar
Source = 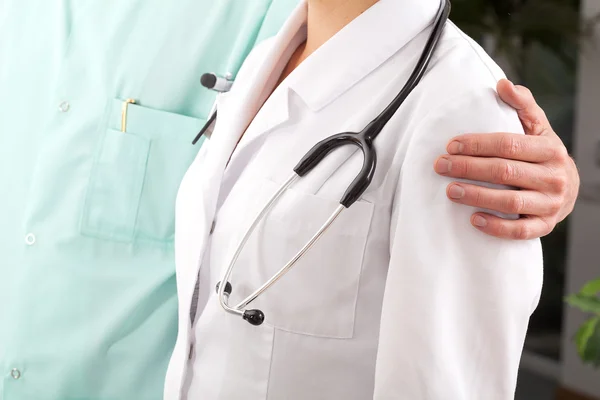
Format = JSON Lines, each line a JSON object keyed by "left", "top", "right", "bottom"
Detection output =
{"left": 214, "top": 0, "right": 308, "bottom": 146}
{"left": 286, "top": 0, "right": 443, "bottom": 112}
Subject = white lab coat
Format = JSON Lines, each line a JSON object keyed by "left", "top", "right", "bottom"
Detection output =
{"left": 165, "top": 0, "right": 544, "bottom": 399}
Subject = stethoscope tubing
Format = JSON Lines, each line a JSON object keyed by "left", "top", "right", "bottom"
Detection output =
{"left": 218, "top": 173, "right": 297, "bottom": 318}
{"left": 217, "top": 0, "right": 452, "bottom": 326}
{"left": 235, "top": 203, "right": 345, "bottom": 311}
{"left": 219, "top": 172, "right": 346, "bottom": 318}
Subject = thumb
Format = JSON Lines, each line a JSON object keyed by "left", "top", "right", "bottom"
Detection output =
{"left": 497, "top": 79, "right": 550, "bottom": 136}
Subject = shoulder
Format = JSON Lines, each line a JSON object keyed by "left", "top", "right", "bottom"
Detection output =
{"left": 421, "top": 21, "right": 507, "bottom": 100}
{"left": 400, "top": 22, "right": 523, "bottom": 140}
{"left": 436, "top": 21, "right": 507, "bottom": 86}
{"left": 376, "top": 22, "right": 525, "bottom": 170}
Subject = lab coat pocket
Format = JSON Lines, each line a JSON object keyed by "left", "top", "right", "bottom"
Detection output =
{"left": 81, "top": 99, "right": 206, "bottom": 243}
{"left": 227, "top": 177, "right": 375, "bottom": 339}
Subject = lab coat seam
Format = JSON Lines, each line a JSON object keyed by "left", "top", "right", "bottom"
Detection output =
{"left": 265, "top": 328, "right": 276, "bottom": 400}
{"left": 448, "top": 22, "right": 502, "bottom": 85}
{"left": 350, "top": 201, "right": 377, "bottom": 337}
{"left": 264, "top": 173, "right": 375, "bottom": 209}
{"left": 265, "top": 204, "right": 374, "bottom": 339}
{"left": 386, "top": 86, "right": 492, "bottom": 243}
{"left": 369, "top": 41, "right": 465, "bottom": 208}
{"left": 267, "top": 321, "right": 354, "bottom": 340}
{"left": 399, "top": 87, "right": 493, "bottom": 150}
{"left": 312, "top": 149, "right": 378, "bottom": 204}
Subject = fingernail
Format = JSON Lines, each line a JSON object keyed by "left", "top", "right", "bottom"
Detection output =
{"left": 435, "top": 157, "right": 452, "bottom": 173}
{"left": 473, "top": 215, "right": 488, "bottom": 227}
{"left": 448, "top": 184, "right": 465, "bottom": 199}
{"left": 447, "top": 141, "right": 464, "bottom": 154}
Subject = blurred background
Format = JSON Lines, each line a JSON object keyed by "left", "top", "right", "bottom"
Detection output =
{"left": 452, "top": 0, "right": 600, "bottom": 398}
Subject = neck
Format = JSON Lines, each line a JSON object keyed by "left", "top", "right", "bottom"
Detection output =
{"left": 304, "top": 0, "right": 379, "bottom": 56}
{"left": 275, "top": 0, "right": 379, "bottom": 87}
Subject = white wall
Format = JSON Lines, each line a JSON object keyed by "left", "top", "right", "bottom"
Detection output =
{"left": 560, "top": 0, "right": 600, "bottom": 396}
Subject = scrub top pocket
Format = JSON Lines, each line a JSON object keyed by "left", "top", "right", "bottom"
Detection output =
{"left": 81, "top": 99, "right": 206, "bottom": 244}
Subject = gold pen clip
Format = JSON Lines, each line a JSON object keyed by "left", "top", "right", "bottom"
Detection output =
{"left": 121, "top": 98, "right": 136, "bottom": 132}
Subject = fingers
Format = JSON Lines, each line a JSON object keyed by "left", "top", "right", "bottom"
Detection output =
{"left": 445, "top": 133, "right": 557, "bottom": 163}
{"left": 435, "top": 79, "right": 577, "bottom": 240}
{"left": 496, "top": 79, "right": 527, "bottom": 110}
{"left": 435, "top": 155, "right": 556, "bottom": 190}
{"left": 470, "top": 213, "right": 553, "bottom": 240}
{"left": 496, "top": 79, "right": 552, "bottom": 136}
{"left": 445, "top": 183, "right": 561, "bottom": 217}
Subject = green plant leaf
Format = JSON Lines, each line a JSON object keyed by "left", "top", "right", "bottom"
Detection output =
{"left": 580, "top": 278, "right": 600, "bottom": 297}
{"left": 574, "top": 317, "right": 598, "bottom": 358}
{"left": 574, "top": 317, "right": 600, "bottom": 367}
{"left": 565, "top": 293, "right": 600, "bottom": 315}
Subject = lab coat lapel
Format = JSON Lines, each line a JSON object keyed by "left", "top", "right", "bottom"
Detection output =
{"left": 182, "top": 2, "right": 310, "bottom": 281}
{"left": 220, "top": 1, "right": 308, "bottom": 149}
{"left": 200, "top": 0, "right": 443, "bottom": 204}
{"left": 259, "top": 0, "right": 443, "bottom": 188}
{"left": 203, "top": 0, "right": 305, "bottom": 167}
{"left": 232, "top": 0, "right": 443, "bottom": 187}
{"left": 286, "top": 0, "right": 442, "bottom": 112}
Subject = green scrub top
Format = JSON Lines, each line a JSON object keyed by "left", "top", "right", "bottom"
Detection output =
{"left": 0, "top": 0, "right": 299, "bottom": 399}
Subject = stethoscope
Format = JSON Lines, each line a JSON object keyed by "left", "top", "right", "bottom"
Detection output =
{"left": 195, "top": 0, "right": 451, "bottom": 326}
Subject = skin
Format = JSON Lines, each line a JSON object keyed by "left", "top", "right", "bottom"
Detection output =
{"left": 435, "top": 79, "right": 580, "bottom": 240}
{"left": 287, "top": 0, "right": 581, "bottom": 241}
{"left": 278, "top": 0, "right": 378, "bottom": 81}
